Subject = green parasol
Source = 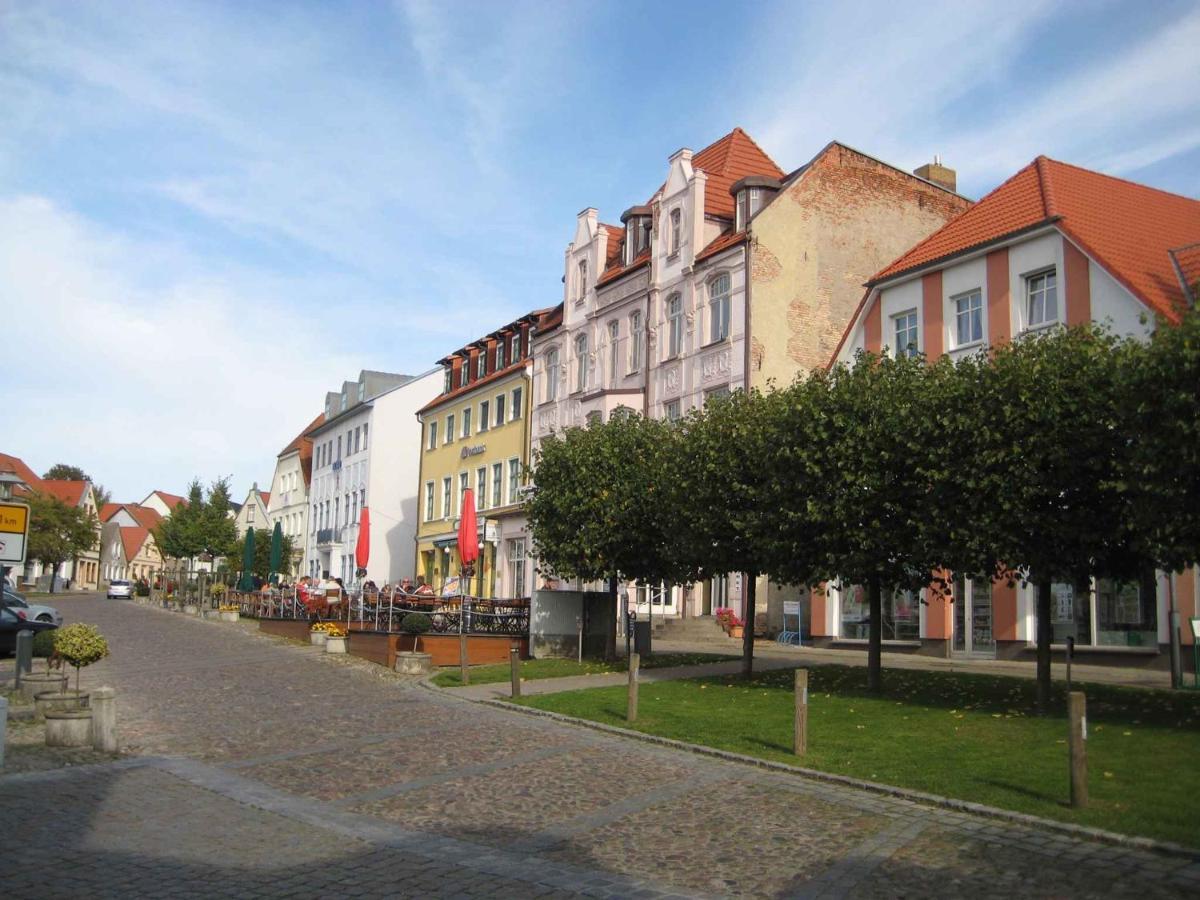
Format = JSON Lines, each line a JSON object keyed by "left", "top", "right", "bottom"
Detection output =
{"left": 239, "top": 528, "right": 256, "bottom": 591}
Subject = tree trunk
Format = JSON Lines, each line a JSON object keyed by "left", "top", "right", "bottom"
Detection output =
{"left": 46, "top": 562, "right": 59, "bottom": 594}
{"left": 741, "top": 574, "right": 757, "bottom": 677}
{"left": 1036, "top": 577, "right": 1052, "bottom": 711}
{"left": 867, "top": 577, "right": 882, "bottom": 693}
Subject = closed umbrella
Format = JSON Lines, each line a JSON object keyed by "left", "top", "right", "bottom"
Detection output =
{"left": 355, "top": 507, "right": 370, "bottom": 572}
{"left": 239, "top": 528, "right": 256, "bottom": 591}
{"left": 269, "top": 521, "right": 283, "bottom": 584}
{"left": 457, "top": 489, "right": 478, "bottom": 569}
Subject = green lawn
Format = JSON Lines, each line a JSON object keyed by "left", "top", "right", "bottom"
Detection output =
{"left": 430, "top": 652, "right": 739, "bottom": 687}
{"left": 517, "top": 664, "right": 1200, "bottom": 848}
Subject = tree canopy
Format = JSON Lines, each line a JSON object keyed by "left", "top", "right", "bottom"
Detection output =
{"left": 26, "top": 490, "right": 98, "bottom": 593}
{"left": 153, "top": 477, "right": 239, "bottom": 564}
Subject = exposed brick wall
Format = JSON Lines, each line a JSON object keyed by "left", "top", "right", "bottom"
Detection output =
{"left": 750, "top": 144, "right": 971, "bottom": 385}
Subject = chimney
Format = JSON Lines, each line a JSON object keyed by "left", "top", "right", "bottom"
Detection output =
{"left": 914, "top": 155, "right": 956, "bottom": 192}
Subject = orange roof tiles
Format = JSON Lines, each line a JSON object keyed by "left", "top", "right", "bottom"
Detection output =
{"left": 873, "top": 156, "right": 1200, "bottom": 321}
{"left": 695, "top": 229, "right": 747, "bottom": 263}
{"left": 597, "top": 249, "right": 650, "bottom": 287}
{"left": 0, "top": 452, "right": 42, "bottom": 494}
{"left": 151, "top": 490, "right": 187, "bottom": 511}
{"left": 689, "top": 127, "right": 784, "bottom": 220}
{"left": 39, "top": 480, "right": 88, "bottom": 506}
{"left": 120, "top": 526, "right": 150, "bottom": 562}
{"left": 101, "top": 503, "right": 161, "bottom": 529}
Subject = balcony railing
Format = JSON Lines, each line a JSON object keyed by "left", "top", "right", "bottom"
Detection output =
{"left": 316, "top": 528, "right": 336, "bottom": 545}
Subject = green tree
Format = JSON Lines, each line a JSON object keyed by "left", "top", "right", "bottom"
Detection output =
{"left": 239, "top": 528, "right": 296, "bottom": 581}
{"left": 675, "top": 388, "right": 790, "bottom": 676}
{"left": 42, "top": 463, "right": 88, "bottom": 481}
{"left": 526, "top": 413, "right": 691, "bottom": 658}
{"left": 204, "top": 477, "right": 239, "bottom": 561}
{"left": 153, "top": 479, "right": 206, "bottom": 562}
{"left": 25, "top": 490, "right": 99, "bottom": 594}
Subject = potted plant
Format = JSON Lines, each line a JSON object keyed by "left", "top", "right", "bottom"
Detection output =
{"left": 39, "top": 623, "right": 108, "bottom": 739}
{"left": 310, "top": 621, "right": 331, "bottom": 646}
{"left": 218, "top": 603, "right": 240, "bottom": 622}
{"left": 19, "top": 629, "right": 68, "bottom": 703}
{"left": 324, "top": 623, "right": 348, "bottom": 654}
{"left": 395, "top": 612, "right": 433, "bottom": 675}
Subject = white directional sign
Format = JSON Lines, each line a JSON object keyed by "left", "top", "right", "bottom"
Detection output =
{"left": 0, "top": 501, "right": 30, "bottom": 565}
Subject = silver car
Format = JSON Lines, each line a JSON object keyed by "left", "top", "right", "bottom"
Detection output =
{"left": 106, "top": 579, "right": 133, "bottom": 600}
{"left": 2, "top": 588, "right": 62, "bottom": 626}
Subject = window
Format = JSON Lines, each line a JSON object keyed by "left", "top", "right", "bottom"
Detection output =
{"left": 705, "top": 385, "right": 731, "bottom": 403}
{"left": 477, "top": 352, "right": 486, "bottom": 378}
{"left": 442, "top": 477, "right": 452, "bottom": 519}
{"left": 445, "top": 414, "right": 455, "bottom": 444}
{"left": 509, "top": 538, "right": 527, "bottom": 598}
{"left": 665, "top": 399, "right": 681, "bottom": 422}
{"left": 459, "top": 472, "right": 469, "bottom": 513}
{"left": 496, "top": 341, "right": 506, "bottom": 370}
{"left": 333, "top": 497, "right": 339, "bottom": 527}
{"left": 511, "top": 386, "right": 523, "bottom": 419}
{"left": 362, "top": 423, "right": 368, "bottom": 450}
{"left": 459, "top": 363, "right": 468, "bottom": 388}
{"left": 1026, "top": 269, "right": 1058, "bottom": 328}
{"left": 444, "top": 367, "right": 453, "bottom": 393}
{"left": 358, "top": 382, "right": 366, "bottom": 402}
{"left": 354, "top": 426, "right": 361, "bottom": 454}
{"left": 462, "top": 406, "right": 472, "bottom": 437}
{"left": 512, "top": 332, "right": 522, "bottom": 362}
{"left": 586, "top": 410, "right": 602, "bottom": 427}
{"left": 669, "top": 208, "right": 681, "bottom": 255}
{"left": 893, "top": 310, "right": 919, "bottom": 358}
{"left": 491, "top": 462, "right": 502, "bottom": 507}
{"left": 479, "top": 400, "right": 490, "bottom": 432}
{"left": 839, "top": 584, "right": 920, "bottom": 640}
{"left": 577, "top": 259, "right": 588, "bottom": 301}
{"left": 954, "top": 289, "right": 983, "bottom": 346}
{"left": 495, "top": 393, "right": 506, "bottom": 426}
{"left": 708, "top": 274, "right": 730, "bottom": 343}
{"left": 608, "top": 320, "right": 620, "bottom": 381}
{"left": 546, "top": 348, "right": 559, "bottom": 401}
{"left": 247, "top": 504, "right": 255, "bottom": 524}
{"left": 574, "top": 334, "right": 588, "bottom": 392}
{"left": 508, "top": 458, "right": 521, "bottom": 504}
{"left": 1096, "top": 575, "right": 1158, "bottom": 647}
{"left": 427, "top": 422, "right": 437, "bottom": 450}
{"left": 666, "top": 293, "right": 683, "bottom": 358}
{"left": 1050, "top": 582, "right": 1091, "bottom": 645}
{"left": 629, "top": 311, "right": 643, "bottom": 373}
{"left": 476, "top": 467, "right": 487, "bottom": 510}
{"left": 340, "top": 390, "right": 347, "bottom": 411}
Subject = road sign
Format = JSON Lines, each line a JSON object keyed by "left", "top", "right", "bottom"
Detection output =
{"left": 0, "top": 500, "right": 30, "bottom": 565}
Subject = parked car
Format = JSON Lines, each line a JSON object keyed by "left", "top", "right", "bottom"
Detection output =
{"left": 2, "top": 588, "right": 62, "bottom": 626}
{"left": 107, "top": 579, "right": 133, "bottom": 600}
{"left": 0, "top": 602, "right": 58, "bottom": 656}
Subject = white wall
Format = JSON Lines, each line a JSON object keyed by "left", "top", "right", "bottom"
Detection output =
{"left": 1089, "top": 259, "right": 1154, "bottom": 339}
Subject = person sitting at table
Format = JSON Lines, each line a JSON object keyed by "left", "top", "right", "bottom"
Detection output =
{"left": 399, "top": 576, "right": 414, "bottom": 595}
{"left": 414, "top": 576, "right": 435, "bottom": 597}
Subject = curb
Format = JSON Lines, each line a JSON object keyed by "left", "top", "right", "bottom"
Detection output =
{"left": 462, "top": 693, "right": 1199, "bottom": 863}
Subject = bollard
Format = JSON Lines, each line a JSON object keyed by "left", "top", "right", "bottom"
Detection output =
{"left": 0, "top": 695, "right": 7, "bottom": 769}
{"left": 627, "top": 652, "right": 640, "bottom": 723}
{"left": 794, "top": 668, "right": 809, "bottom": 756}
{"left": 1068, "top": 691, "right": 1088, "bottom": 808}
{"left": 459, "top": 633, "right": 470, "bottom": 686}
{"left": 15, "top": 629, "right": 33, "bottom": 690}
{"left": 510, "top": 647, "right": 521, "bottom": 698}
{"left": 91, "top": 686, "right": 118, "bottom": 753}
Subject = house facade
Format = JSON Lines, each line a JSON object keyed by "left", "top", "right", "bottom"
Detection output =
{"left": 232, "top": 485, "right": 271, "bottom": 538}
{"left": 139, "top": 490, "right": 187, "bottom": 519}
{"left": 306, "top": 369, "right": 441, "bottom": 586}
{"left": 100, "top": 522, "right": 163, "bottom": 584}
{"left": 415, "top": 311, "right": 544, "bottom": 598}
{"left": 530, "top": 129, "right": 970, "bottom": 626}
{"left": 831, "top": 155, "right": 1200, "bottom": 666}
{"left": 267, "top": 413, "right": 323, "bottom": 578}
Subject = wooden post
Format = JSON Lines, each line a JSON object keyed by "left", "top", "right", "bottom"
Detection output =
{"left": 0, "top": 694, "right": 7, "bottom": 769}
{"left": 14, "top": 629, "right": 32, "bottom": 689}
{"left": 1068, "top": 691, "right": 1088, "bottom": 808}
{"left": 627, "top": 652, "right": 640, "bottom": 723}
{"left": 459, "top": 632, "right": 470, "bottom": 686}
{"left": 91, "top": 686, "right": 117, "bottom": 753}
{"left": 794, "top": 668, "right": 808, "bottom": 756}
{"left": 510, "top": 647, "right": 521, "bottom": 698}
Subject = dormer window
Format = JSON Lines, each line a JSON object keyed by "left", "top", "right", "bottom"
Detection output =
{"left": 577, "top": 259, "right": 588, "bottom": 302}
{"left": 512, "top": 332, "right": 522, "bottom": 362}
{"left": 476, "top": 352, "right": 486, "bottom": 379}
{"left": 496, "top": 340, "right": 506, "bottom": 370}
{"left": 669, "top": 208, "right": 681, "bottom": 256}
{"left": 621, "top": 206, "right": 653, "bottom": 265}
{"left": 459, "top": 361, "right": 468, "bottom": 388}
{"left": 357, "top": 382, "right": 366, "bottom": 402}
{"left": 732, "top": 177, "right": 780, "bottom": 230}
{"left": 340, "top": 390, "right": 347, "bottom": 411}
{"left": 444, "top": 367, "right": 452, "bottom": 393}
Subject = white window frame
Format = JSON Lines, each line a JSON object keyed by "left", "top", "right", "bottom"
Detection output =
{"left": 1025, "top": 268, "right": 1059, "bottom": 330}
{"left": 442, "top": 477, "right": 452, "bottom": 519}
{"left": 476, "top": 352, "right": 486, "bottom": 378}
{"left": 496, "top": 341, "right": 506, "bottom": 370}
{"left": 892, "top": 309, "right": 919, "bottom": 359}
{"left": 574, "top": 333, "right": 588, "bottom": 393}
{"left": 511, "top": 386, "right": 523, "bottom": 419}
{"left": 666, "top": 293, "right": 683, "bottom": 358}
{"left": 511, "top": 332, "right": 522, "bottom": 362}
{"left": 608, "top": 320, "right": 620, "bottom": 382}
{"left": 495, "top": 393, "right": 506, "bottom": 427}
{"left": 479, "top": 399, "right": 490, "bottom": 432}
{"left": 665, "top": 399, "right": 681, "bottom": 422}
{"left": 462, "top": 406, "right": 472, "bottom": 438}
{"left": 444, "top": 367, "right": 453, "bottom": 393}
{"left": 629, "top": 311, "right": 642, "bottom": 373}
{"left": 459, "top": 364, "right": 468, "bottom": 388}
{"left": 476, "top": 467, "right": 487, "bottom": 510}
{"left": 445, "top": 414, "right": 455, "bottom": 444}
{"left": 427, "top": 421, "right": 438, "bottom": 451}
{"left": 508, "top": 457, "right": 521, "bottom": 504}
{"left": 546, "top": 348, "right": 560, "bottom": 401}
{"left": 491, "top": 462, "right": 502, "bottom": 508}
{"left": 953, "top": 288, "right": 984, "bottom": 348}
{"left": 577, "top": 258, "right": 588, "bottom": 302}
{"left": 708, "top": 273, "right": 730, "bottom": 344}
{"left": 669, "top": 208, "right": 681, "bottom": 256}
{"left": 459, "top": 472, "right": 469, "bottom": 514}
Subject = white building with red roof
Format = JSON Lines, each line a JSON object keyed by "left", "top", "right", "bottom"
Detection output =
{"left": 266, "top": 413, "right": 324, "bottom": 577}
{"left": 829, "top": 156, "right": 1200, "bottom": 668}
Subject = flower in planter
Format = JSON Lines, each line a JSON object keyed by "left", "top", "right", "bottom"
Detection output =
{"left": 53, "top": 623, "right": 109, "bottom": 694}
{"left": 218, "top": 604, "right": 240, "bottom": 613}
{"left": 324, "top": 624, "right": 347, "bottom": 638}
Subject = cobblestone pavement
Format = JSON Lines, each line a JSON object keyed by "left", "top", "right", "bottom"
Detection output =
{"left": 2, "top": 595, "right": 1196, "bottom": 898}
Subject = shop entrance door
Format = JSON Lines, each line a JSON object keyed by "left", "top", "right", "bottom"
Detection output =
{"left": 952, "top": 577, "right": 995, "bottom": 657}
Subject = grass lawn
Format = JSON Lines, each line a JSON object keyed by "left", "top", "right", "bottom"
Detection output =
{"left": 430, "top": 652, "right": 740, "bottom": 687}
{"left": 517, "top": 664, "right": 1200, "bottom": 848}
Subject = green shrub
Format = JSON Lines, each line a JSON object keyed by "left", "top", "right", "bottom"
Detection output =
{"left": 31, "top": 629, "right": 56, "bottom": 658}
{"left": 54, "top": 623, "right": 109, "bottom": 692}
{"left": 134, "top": 580, "right": 150, "bottom": 597}
{"left": 210, "top": 582, "right": 227, "bottom": 598}
{"left": 399, "top": 612, "right": 432, "bottom": 652}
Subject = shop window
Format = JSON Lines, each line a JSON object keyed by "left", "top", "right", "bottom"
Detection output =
{"left": 1096, "top": 576, "right": 1158, "bottom": 647}
{"left": 839, "top": 584, "right": 920, "bottom": 641}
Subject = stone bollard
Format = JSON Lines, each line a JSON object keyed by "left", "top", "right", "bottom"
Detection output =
{"left": 15, "top": 629, "right": 33, "bottom": 690}
{"left": 794, "top": 668, "right": 809, "bottom": 756}
{"left": 459, "top": 633, "right": 470, "bottom": 686}
{"left": 627, "top": 652, "right": 640, "bottom": 723}
{"left": 0, "top": 695, "right": 7, "bottom": 769}
{"left": 510, "top": 647, "right": 521, "bottom": 698}
{"left": 91, "top": 686, "right": 118, "bottom": 753}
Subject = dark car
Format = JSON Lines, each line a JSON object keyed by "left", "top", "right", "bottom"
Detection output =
{"left": 0, "top": 602, "right": 58, "bottom": 656}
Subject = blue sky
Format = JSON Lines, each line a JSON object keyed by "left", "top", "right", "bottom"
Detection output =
{"left": 1, "top": 0, "right": 1197, "bottom": 501}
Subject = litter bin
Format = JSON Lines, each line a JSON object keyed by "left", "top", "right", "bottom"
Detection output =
{"left": 633, "top": 620, "right": 652, "bottom": 657}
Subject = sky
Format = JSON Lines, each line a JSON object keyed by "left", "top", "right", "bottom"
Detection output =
{"left": 1, "top": 0, "right": 1198, "bottom": 502}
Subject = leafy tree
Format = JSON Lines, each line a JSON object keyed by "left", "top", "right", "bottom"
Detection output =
{"left": 26, "top": 490, "right": 99, "bottom": 593}
{"left": 526, "top": 413, "right": 691, "bottom": 658}
{"left": 675, "top": 388, "right": 791, "bottom": 676}
{"left": 204, "top": 477, "right": 239, "bottom": 560}
{"left": 240, "top": 528, "right": 296, "bottom": 580}
{"left": 42, "top": 463, "right": 88, "bottom": 481}
{"left": 92, "top": 484, "right": 113, "bottom": 508}
{"left": 980, "top": 325, "right": 1132, "bottom": 709}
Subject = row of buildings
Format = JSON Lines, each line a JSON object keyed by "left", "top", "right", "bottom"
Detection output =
{"left": 190, "top": 127, "right": 1200, "bottom": 670}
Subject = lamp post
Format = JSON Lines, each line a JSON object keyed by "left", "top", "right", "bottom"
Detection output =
{"left": 622, "top": 588, "right": 631, "bottom": 661}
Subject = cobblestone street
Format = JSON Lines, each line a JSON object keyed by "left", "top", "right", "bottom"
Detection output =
{"left": 2, "top": 595, "right": 1197, "bottom": 898}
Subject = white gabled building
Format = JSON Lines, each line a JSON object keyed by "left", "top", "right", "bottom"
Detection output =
{"left": 266, "top": 413, "right": 323, "bottom": 578}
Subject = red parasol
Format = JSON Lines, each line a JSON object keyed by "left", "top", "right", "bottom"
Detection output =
{"left": 457, "top": 488, "right": 479, "bottom": 567}
{"left": 355, "top": 507, "right": 370, "bottom": 570}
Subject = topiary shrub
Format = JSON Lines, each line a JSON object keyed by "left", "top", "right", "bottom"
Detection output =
{"left": 31, "top": 629, "right": 61, "bottom": 673}
{"left": 400, "top": 612, "right": 432, "bottom": 652}
{"left": 134, "top": 580, "right": 150, "bottom": 597}
{"left": 54, "top": 623, "right": 110, "bottom": 693}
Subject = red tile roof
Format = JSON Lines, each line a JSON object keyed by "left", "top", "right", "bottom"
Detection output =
{"left": 259, "top": 491, "right": 271, "bottom": 508}
{"left": 597, "top": 249, "right": 651, "bottom": 288}
{"left": 687, "top": 127, "right": 784, "bottom": 220}
{"left": 602, "top": 224, "right": 624, "bottom": 269}
{"left": 279, "top": 413, "right": 325, "bottom": 458}
{"left": 120, "top": 526, "right": 150, "bottom": 562}
{"left": 39, "top": 480, "right": 88, "bottom": 507}
{"left": 695, "top": 229, "right": 747, "bottom": 263}
{"left": 533, "top": 303, "right": 563, "bottom": 335}
{"left": 0, "top": 452, "right": 42, "bottom": 495}
{"left": 150, "top": 491, "right": 187, "bottom": 512}
{"left": 101, "top": 503, "right": 161, "bottom": 530}
{"left": 1171, "top": 243, "right": 1200, "bottom": 302}
{"left": 873, "top": 156, "right": 1200, "bottom": 321}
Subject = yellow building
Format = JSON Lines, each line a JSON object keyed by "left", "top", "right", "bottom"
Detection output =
{"left": 414, "top": 309, "right": 550, "bottom": 599}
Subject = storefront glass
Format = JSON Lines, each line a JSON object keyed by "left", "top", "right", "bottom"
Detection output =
{"left": 839, "top": 584, "right": 919, "bottom": 640}
{"left": 1096, "top": 576, "right": 1158, "bottom": 647}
